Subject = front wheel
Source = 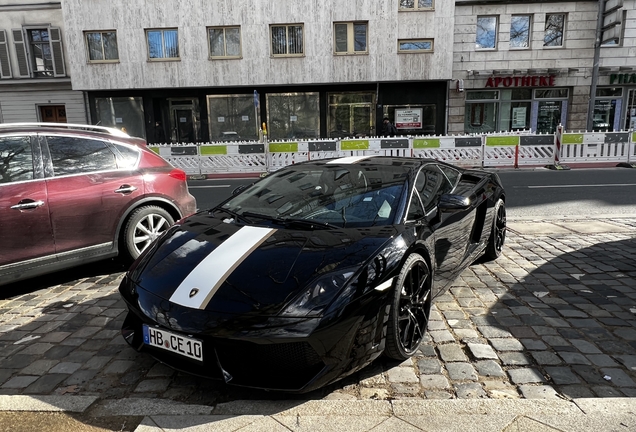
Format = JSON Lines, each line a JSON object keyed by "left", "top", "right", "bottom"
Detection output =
{"left": 384, "top": 253, "right": 432, "bottom": 361}
{"left": 122, "top": 206, "right": 174, "bottom": 262}
{"left": 483, "top": 198, "right": 506, "bottom": 261}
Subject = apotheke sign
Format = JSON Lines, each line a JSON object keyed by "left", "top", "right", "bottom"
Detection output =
{"left": 485, "top": 75, "right": 556, "bottom": 88}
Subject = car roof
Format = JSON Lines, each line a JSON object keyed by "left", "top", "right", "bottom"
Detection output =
{"left": 298, "top": 155, "right": 441, "bottom": 172}
{"left": 0, "top": 122, "right": 135, "bottom": 141}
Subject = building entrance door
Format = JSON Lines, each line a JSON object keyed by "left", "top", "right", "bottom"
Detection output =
{"left": 169, "top": 99, "right": 199, "bottom": 143}
{"left": 40, "top": 105, "right": 67, "bottom": 123}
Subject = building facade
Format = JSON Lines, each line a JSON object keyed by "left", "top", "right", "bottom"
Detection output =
{"left": 595, "top": 0, "right": 636, "bottom": 132}
{"left": 0, "top": 0, "right": 86, "bottom": 123}
{"left": 61, "top": 0, "right": 455, "bottom": 142}
{"left": 451, "top": 0, "right": 636, "bottom": 135}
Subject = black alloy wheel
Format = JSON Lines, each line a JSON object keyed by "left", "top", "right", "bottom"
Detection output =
{"left": 484, "top": 198, "right": 506, "bottom": 261}
{"left": 385, "top": 253, "right": 432, "bottom": 360}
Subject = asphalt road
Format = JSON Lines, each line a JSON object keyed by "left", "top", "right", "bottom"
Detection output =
{"left": 187, "top": 167, "right": 636, "bottom": 219}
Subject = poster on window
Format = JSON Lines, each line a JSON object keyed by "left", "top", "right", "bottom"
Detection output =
{"left": 395, "top": 108, "right": 423, "bottom": 130}
{"left": 512, "top": 107, "right": 527, "bottom": 128}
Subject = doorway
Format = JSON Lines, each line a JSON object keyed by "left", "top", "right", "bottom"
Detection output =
{"left": 40, "top": 105, "right": 67, "bottom": 123}
{"left": 168, "top": 98, "right": 200, "bottom": 143}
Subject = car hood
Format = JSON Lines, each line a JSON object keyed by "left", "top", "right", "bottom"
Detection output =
{"left": 129, "top": 212, "right": 399, "bottom": 315}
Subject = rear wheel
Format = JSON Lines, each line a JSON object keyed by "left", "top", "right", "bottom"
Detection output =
{"left": 385, "top": 253, "right": 432, "bottom": 361}
{"left": 483, "top": 198, "right": 506, "bottom": 261}
{"left": 122, "top": 206, "right": 174, "bottom": 262}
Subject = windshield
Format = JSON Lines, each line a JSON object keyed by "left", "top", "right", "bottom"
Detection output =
{"left": 221, "top": 163, "right": 408, "bottom": 227}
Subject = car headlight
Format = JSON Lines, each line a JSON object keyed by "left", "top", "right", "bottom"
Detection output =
{"left": 281, "top": 269, "right": 357, "bottom": 318}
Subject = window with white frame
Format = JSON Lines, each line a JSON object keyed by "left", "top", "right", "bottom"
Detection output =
{"left": 270, "top": 24, "right": 304, "bottom": 56}
{"left": 399, "top": 0, "right": 434, "bottom": 10}
{"left": 146, "top": 28, "right": 179, "bottom": 60}
{"left": 510, "top": 15, "right": 531, "bottom": 48}
{"left": 544, "top": 14, "right": 565, "bottom": 47}
{"left": 476, "top": 16, "right": 498, "bottom": 49}
{"left": 334, "top": 22, "right": 368, "bottom": 54}
{"left": 85, "top": 31, "right": 119, "bottom": 62}
{"left": 398, "top": 39, "right": 433, "bottom": 53}
{"left": 208, "top": 26, "right": 241, "bottom": 59}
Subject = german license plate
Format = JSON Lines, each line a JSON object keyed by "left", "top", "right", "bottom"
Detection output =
{"left": 142, "top": 325, "right": 203, "bottom": 361}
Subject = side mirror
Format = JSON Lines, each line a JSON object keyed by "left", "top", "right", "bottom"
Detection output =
{"left": 438, "top": 194, "right": 471, "bottom": 211}
{"left": 232, "top": 183, "right": 252, "bottom": 196}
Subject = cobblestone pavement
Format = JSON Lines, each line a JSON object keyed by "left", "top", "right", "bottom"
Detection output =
{"left": 1, "top": 217, "right": 636, "bottom": 406}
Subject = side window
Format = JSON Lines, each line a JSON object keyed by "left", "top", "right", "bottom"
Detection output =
{"left": 415, "top": 166, "right": 453, "bottom": 212}
{"left": 111, "top": 142, "right": 140, "bottom": 169}
{"left": 0, "top": 136, "right": 34, "bottom": 183}
{"left": 438, "top": 165, "right": 460, "bottom": 190}
{"left": 406, "top": 191, "right": 425, "bottom": 220}
{"left": 46, "top": 136, "right": 117, "bottom": 176}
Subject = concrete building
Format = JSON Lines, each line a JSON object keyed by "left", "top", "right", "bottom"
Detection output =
{"left": 60, "top": 0, "right": 455, "bottom": 142}
{"left": 0, "top": 0, "right": 86, "bottom": 123}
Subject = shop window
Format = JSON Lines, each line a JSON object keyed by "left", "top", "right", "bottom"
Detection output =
{"left": 328, "top": 93, "right": 375, "bottom": 138}
{"left": 146, "top": 28, "right": 179, "bottom": 60}
{"left": 383, "top": 105, "right": 436, "bottom": 135}
{"left": 625, "top": 89, "right": 636, "bottom": 130}
{"left": 398, "top": 39, "right": 433, "bottom": 53}
{"left": 94, "top": 97, "right": 146, "bottom": 138}
{"left": 85, "top": 31, "right": 119, "bottom": 63}
{"left": 544, "top": 14, "right": 565, "bottom": 47}
{"left": 399, "top": 0, "right": 434, "bottom": 11}
{"left": 476, "top": 16, "right": 498, "bottom": 50}
{"left": 510, "top": 15, "right": 531, "bottom": 48}
{"left": 465, "top": 91, "right": 498, "bottom": 133}
{"left": 593, "top": 100, "right": 617, "bottom": 132}
{"left": 208, "top": 26, "right": 241, "bottom": 59}
{"left": 334, "top": 22, "right": 368, "bottom": 55}
{"left": 207, "top": 94, "right": 259, "bottom": 141}
{"left": 271, "top": 24, "right": 304, "bottom": 57}
{"left": 266, "top": 92, "right": 319, "bottom": 139}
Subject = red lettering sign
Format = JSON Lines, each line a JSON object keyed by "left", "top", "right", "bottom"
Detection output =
{"left": 485, "top": 75, "right": 556, "bottom": 88}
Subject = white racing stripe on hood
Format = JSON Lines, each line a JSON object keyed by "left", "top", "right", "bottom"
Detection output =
{"left": 326, "top": 155, "right": 376, "bottom": 165}
{"left": 169, "top": 225, "right": 276, "bottom": 309}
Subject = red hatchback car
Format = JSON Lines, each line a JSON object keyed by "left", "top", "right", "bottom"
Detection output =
{"left": 0, "top": 123, "right": 196, "bottom": 286}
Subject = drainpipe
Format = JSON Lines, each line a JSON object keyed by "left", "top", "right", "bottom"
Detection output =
{"left": 587, "top": 0, "right": 605, "bottom": 132}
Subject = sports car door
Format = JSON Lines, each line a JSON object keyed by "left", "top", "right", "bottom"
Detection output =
{"left": 415, "top": 165, "right": 474, "bottom": 289}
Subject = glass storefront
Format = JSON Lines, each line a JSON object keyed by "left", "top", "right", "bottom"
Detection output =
{"left": 266, "top": 92, "right": 320, "bottom": 140}
{"left": 592, "top": 87, "right": 622, "bottom": 132}
{"left": 464, "top": 88, "right": 568, "bottom": 134}
{"left": 384, "top": 104, "right": 436, "bottom": 135}
{"left": 207, "top": 94, "right": 260, "bottom": 141}
{"left": 327, "top": 93, "right": 375, "bottom": 138}
{"left": 94, "top": 97, "right": 146, "bottom": 138}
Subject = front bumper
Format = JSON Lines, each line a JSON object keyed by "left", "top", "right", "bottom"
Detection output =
{"left": 119, "top": 278, "right": 388, "bottom": 393}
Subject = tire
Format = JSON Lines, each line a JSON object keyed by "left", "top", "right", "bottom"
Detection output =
{"left": 384, "top": 253, "right": 432, "bottom": 361}
{"left": 122, "top": 206, "right": 174, "bottom": 262}
{"left": 483, "top": 198, "right": 506, "bottom": 261}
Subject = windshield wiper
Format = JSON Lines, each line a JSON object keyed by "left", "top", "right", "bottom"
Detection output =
{"left": 242, "top": 211, "right": 338, "bottom": 230}
{"left": 215, "top": 208, "right": 251, "bottom": 223}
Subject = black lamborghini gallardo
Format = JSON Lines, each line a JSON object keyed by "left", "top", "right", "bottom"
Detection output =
{"left": 119, "top": 156, "right": 506, "bottom": 392}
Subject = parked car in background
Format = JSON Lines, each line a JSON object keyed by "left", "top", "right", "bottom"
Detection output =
{"left": 119, "top": 155, "right": 506, "bottom": 393}
{"left": 0, "top": 123, "right": 197, "bottom": 286}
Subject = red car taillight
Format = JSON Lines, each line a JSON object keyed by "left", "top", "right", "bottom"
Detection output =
{"left": 169, "top": 169, "right": 187, "bottom": 181}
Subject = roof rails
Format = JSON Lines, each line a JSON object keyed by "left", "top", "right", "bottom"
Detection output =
{"left": 0, "top": 122, "right": 131, "bottom": 138}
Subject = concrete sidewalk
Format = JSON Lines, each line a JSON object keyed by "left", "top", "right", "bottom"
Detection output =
{"left": 1, "top": 396, "right": 635, "bottom": 431}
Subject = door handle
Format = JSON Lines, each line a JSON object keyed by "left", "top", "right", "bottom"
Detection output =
{"left": 115, "top": 185, "right": 137, "bottom": 194}
{"left": 11, "top": 200, "right": 45, "bottom": 210}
